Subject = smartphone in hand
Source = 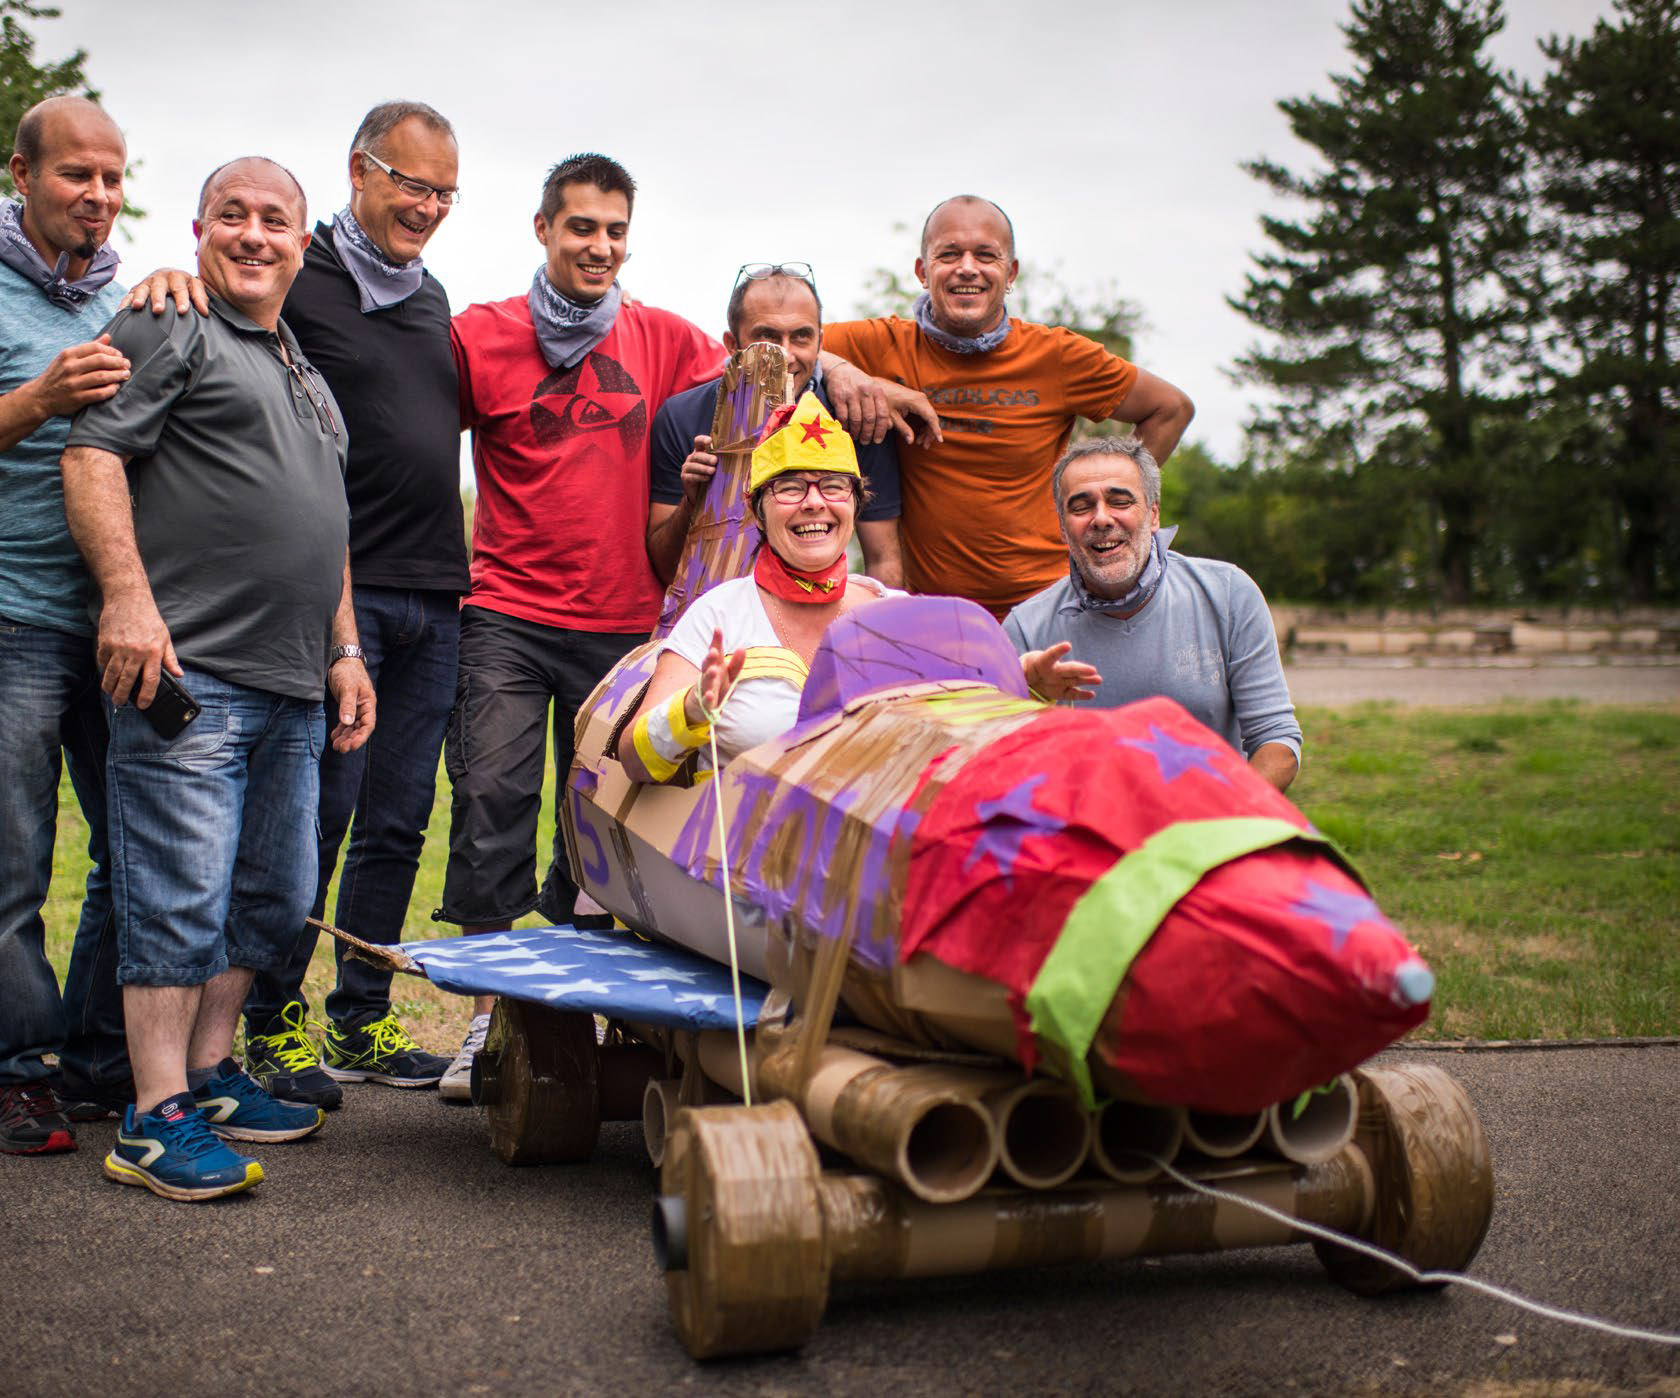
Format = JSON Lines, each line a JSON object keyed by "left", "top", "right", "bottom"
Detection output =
{"left": 140, "top": 670, "right": 200, "bottom": 738}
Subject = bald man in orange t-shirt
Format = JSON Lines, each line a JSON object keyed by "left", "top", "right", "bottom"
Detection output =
{"left": 822, "top": 196, "right": 1194, "bottom": 618}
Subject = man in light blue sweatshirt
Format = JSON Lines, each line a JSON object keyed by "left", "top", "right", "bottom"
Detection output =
{"left": 1003, "top": 436, "right": 1302, "bottom": 792}
{"left": 0, "top": 96, "right": 135, "bottom": 1153}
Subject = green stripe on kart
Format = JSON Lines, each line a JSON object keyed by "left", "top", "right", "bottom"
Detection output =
{"left": 1025, "top": 817, "right": 1347, "bottom": 1108}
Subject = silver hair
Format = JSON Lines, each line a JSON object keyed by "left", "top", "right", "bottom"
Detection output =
{"left": 1050, "top": 435, "right": 1160, "bottom": 521}
{"left": 348, "top": 100, "right": 455, "bottom": 166}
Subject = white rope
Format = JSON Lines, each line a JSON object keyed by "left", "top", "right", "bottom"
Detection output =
{"left": 695, "top": 680, "right": 752, "bottom": 1108}
{"left": 1133, "top": 1152, "right": 1680, "bottom": 1347}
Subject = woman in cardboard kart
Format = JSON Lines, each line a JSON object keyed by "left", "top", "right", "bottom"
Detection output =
{"left": 618, "top": 391, "right": 1097, "bottom": 782}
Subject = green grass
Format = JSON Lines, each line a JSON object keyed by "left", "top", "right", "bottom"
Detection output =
{"left": 43, "top": 703, "right": 1680, "bottom": 1049}
{"left": 1291, "top": 703, "right": 1680, "bottom": 1040}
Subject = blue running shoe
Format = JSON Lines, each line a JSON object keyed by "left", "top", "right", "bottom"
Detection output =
{"left": 192, "top": 1058, "right": 325, "bottom": 1143}
{"left": 104, "top": 1092, "right": 264, "bottom": 1201}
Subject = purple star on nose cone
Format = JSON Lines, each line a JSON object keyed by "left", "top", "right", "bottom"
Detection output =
{"left": 1118, "top": 724, "right": 1230, "bottom": 786}
{"left": 961, "top": 773, "right": 1066, "bottom": 889}
{"left": 1289, "top": 880, "right": 1384, "bottom": 951}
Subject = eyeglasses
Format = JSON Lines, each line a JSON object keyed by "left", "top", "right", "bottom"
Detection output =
{"left": 356, "top": 150, "right": 461, "bottom": 206}
{"left": 766, "top": 474, "right": 853, "bottom": 504}
{"left": 287, "top": 358, "right": 340, "bottom": 440}
{"left": 735, "top": 261, "right": 817, "bottom": 295}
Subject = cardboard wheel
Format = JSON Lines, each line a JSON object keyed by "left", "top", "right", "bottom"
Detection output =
{"left": 660, "top": 1100, "right": 829, "bottom": 1359}
{"left": 1315, "top": 1063, "right": 1494, "bottom": 1295}
{"left": 482, "top": 998, "right": 601, "bottom": 1165}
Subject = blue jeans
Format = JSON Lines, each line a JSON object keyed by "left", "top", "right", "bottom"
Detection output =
{"left": 107, "top": 668, "right": 323, "bottom": 986}
{"left": 0, "top": 616, "right": 127, "bottom": 1087}
{"left": 245, "top": 588, "right": 459, "bottom": 1030}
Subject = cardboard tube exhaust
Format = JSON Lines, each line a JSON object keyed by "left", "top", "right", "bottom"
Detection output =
{"left": 644, "top": 1078, "right": 680, "bottom": 1168}
{"left": 1181, "top": 1107, "right": 1268, "bottom": 1159}
{"left": 821, "top": 1149, "right": 1375, "bottom": 1283}
{"left": 1089, "top": 1100, "right": 1186, "bottom": 1183}
{"left": 984, "top": 1078, "right": 1092, "bottom": 1190}
{"left": 645, "top": 1074, "right": 736, "bottom": 1169}
{"left": 758, "top": 1046, "right": 999, "bottom": 1205}
{"left": 1264, "top": 1075, "right": 1359, "bottom": 1166}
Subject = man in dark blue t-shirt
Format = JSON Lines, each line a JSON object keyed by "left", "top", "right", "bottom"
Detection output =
{"left": 647, "top": 267, "right": 902, "bottom": 586}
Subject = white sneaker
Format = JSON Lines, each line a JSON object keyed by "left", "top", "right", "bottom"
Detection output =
{"left": 438, "top": 1013, "right": 491, "bottom": 1102}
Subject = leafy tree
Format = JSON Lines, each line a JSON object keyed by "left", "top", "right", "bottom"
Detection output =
{"left": 1, "top": 1, "right": 93, "bottom": 198}
{"left": 1524, "top": 0, "right": 1680, "bottom": 602}
{"left": 1230, "top": 0, "right": 1528, "bottom": 603}
{"left": 0, "top": 0, "right": 140, "bottom": 221}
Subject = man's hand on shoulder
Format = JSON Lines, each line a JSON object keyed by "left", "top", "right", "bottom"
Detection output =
{"left": 125, "top": 267, "right": 210, "bottom": 318}
{"left": 23, "top": 334, "right": 131, "bottom": 420}
{"left": 879, "top": 380, "right": 942, "bottom": 448}
{"left": 820, "top": 355, "right": 891, "bottom": 445}
{"left": 329, "top": 654, "right": 377, "bottom": 753}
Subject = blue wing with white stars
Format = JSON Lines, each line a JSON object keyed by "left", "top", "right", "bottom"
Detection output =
{"left": 397, "top": 925, "right": 769, "bottom": 1031}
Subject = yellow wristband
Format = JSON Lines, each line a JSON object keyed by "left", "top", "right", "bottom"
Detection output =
{"left": 631, "top": 687, "right": 712, "bottom": 783}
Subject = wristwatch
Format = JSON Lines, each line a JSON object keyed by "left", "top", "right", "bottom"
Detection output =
{"left": 328, "top": 644, "right": 366, "bottom": 666}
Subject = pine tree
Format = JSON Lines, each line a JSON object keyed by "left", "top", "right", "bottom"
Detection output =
{"left": 1230, "top": 0, "right": 1528, "bottom": 604}
{"left": 1526, "top": 0, "right": 1680, "bottom": 602}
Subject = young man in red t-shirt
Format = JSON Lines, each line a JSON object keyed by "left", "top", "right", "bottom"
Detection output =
{"left": 439, "top": 154, "right": 724, "bottom": 1094}
{"left": 821, "top": 195, "right": 1196, "bottom": 618}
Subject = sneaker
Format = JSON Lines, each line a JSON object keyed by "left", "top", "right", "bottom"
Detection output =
{"left": 191, "top": 1058, "right": 325, "bottom": 1142}
{"left": 244, "top": 1003, "right": 344, "bottom": 1110}
{"left": 51, "top": 1067, "right": 135, "bottom": 1123}
{"left": 321, "top": 1012, "right": 449, "bottom": 1088}
{"left": 104, "top": 1092, "right": 263, "bottom": 1201}
{"left": 438, "top": 1013, "right": 492, "bottom": 1102}
{"left": 0, "top": 1082, "right": 76, "bottom": 1154}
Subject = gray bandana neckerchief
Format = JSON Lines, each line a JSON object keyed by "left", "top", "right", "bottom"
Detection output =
{"left": 0, "top": 198, "right": 119, "bottom": 309}
{"left": 330, "top": 207, "right": 425, "bottom": 312}
{"left": 912, "top": 290, "right": 1011, "bottom": 355}
{"left": 1061, "top": 525, "right": 1178, "bottom": 617}
{"left": 528, "top": 269, "right": 622, "bottom": 369}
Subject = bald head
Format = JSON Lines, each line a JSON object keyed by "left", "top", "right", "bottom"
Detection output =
{"left": 920, "top": 195, "right": 1015, "bottom": 261}
{"left": 197, "top": 156, "right": 307, "bottom": 225}
{"left": 12, "top": 95, "right": 124, "bottom": 174}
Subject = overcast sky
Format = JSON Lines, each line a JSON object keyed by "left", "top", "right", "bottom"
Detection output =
{"left": 42, "top": 0, "right": 1606, "bottom": 464}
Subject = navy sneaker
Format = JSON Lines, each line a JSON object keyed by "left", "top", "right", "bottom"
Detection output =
{"left": 104, "top": 1092, "right": 263, "bottom": 1201}
{"left": 191, "top": 1058, "right": 325, "bottom": 1142}
{"left": 0, "top": 1082, "right": 76, "bottom": 1155}
{"left": 322, "top": 1012, "right": 449, "bottom": 1087}
{"left": 243, "top": 1003, "right": 344, "bottom": 1111}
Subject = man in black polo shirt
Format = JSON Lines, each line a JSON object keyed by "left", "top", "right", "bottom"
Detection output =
{"left": 236, "top": 102, "right": 467, "bottom": 1106}
{"left": 647, "top": 266, "right": 903, "bottom": 587}
{"left": 62, "top": 156, "right": 373, "bottom": 1200}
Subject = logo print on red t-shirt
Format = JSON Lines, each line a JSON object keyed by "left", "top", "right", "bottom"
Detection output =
{"left": 530, "top": 352, "right": 648, "bottom": 454}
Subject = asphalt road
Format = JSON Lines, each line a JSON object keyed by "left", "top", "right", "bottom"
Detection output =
{"left": 4, "top": 1043, "right": 1677, "bottom": 1397}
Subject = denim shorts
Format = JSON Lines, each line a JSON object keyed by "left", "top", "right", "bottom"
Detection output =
{"left": 107, "top": 667, "right": 324, "bottom": 987}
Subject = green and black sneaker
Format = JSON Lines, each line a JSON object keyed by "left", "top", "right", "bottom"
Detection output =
{"left": 243, "top": 1002, "right": 343, "bottom": 1111}
{"left": 321, "top": 1012, "right": 449, "bottom": 1089}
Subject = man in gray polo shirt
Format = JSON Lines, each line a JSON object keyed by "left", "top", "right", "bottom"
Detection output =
{"left": 1003, "top": 436, "right": 1302, "bottom": 791}
{"left": 61, "top": 157, "right": 375, "bottom": 1202}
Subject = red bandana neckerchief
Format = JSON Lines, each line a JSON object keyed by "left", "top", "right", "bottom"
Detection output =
{"left": 753, "top": 544, "right": 848, "bottom": 603}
